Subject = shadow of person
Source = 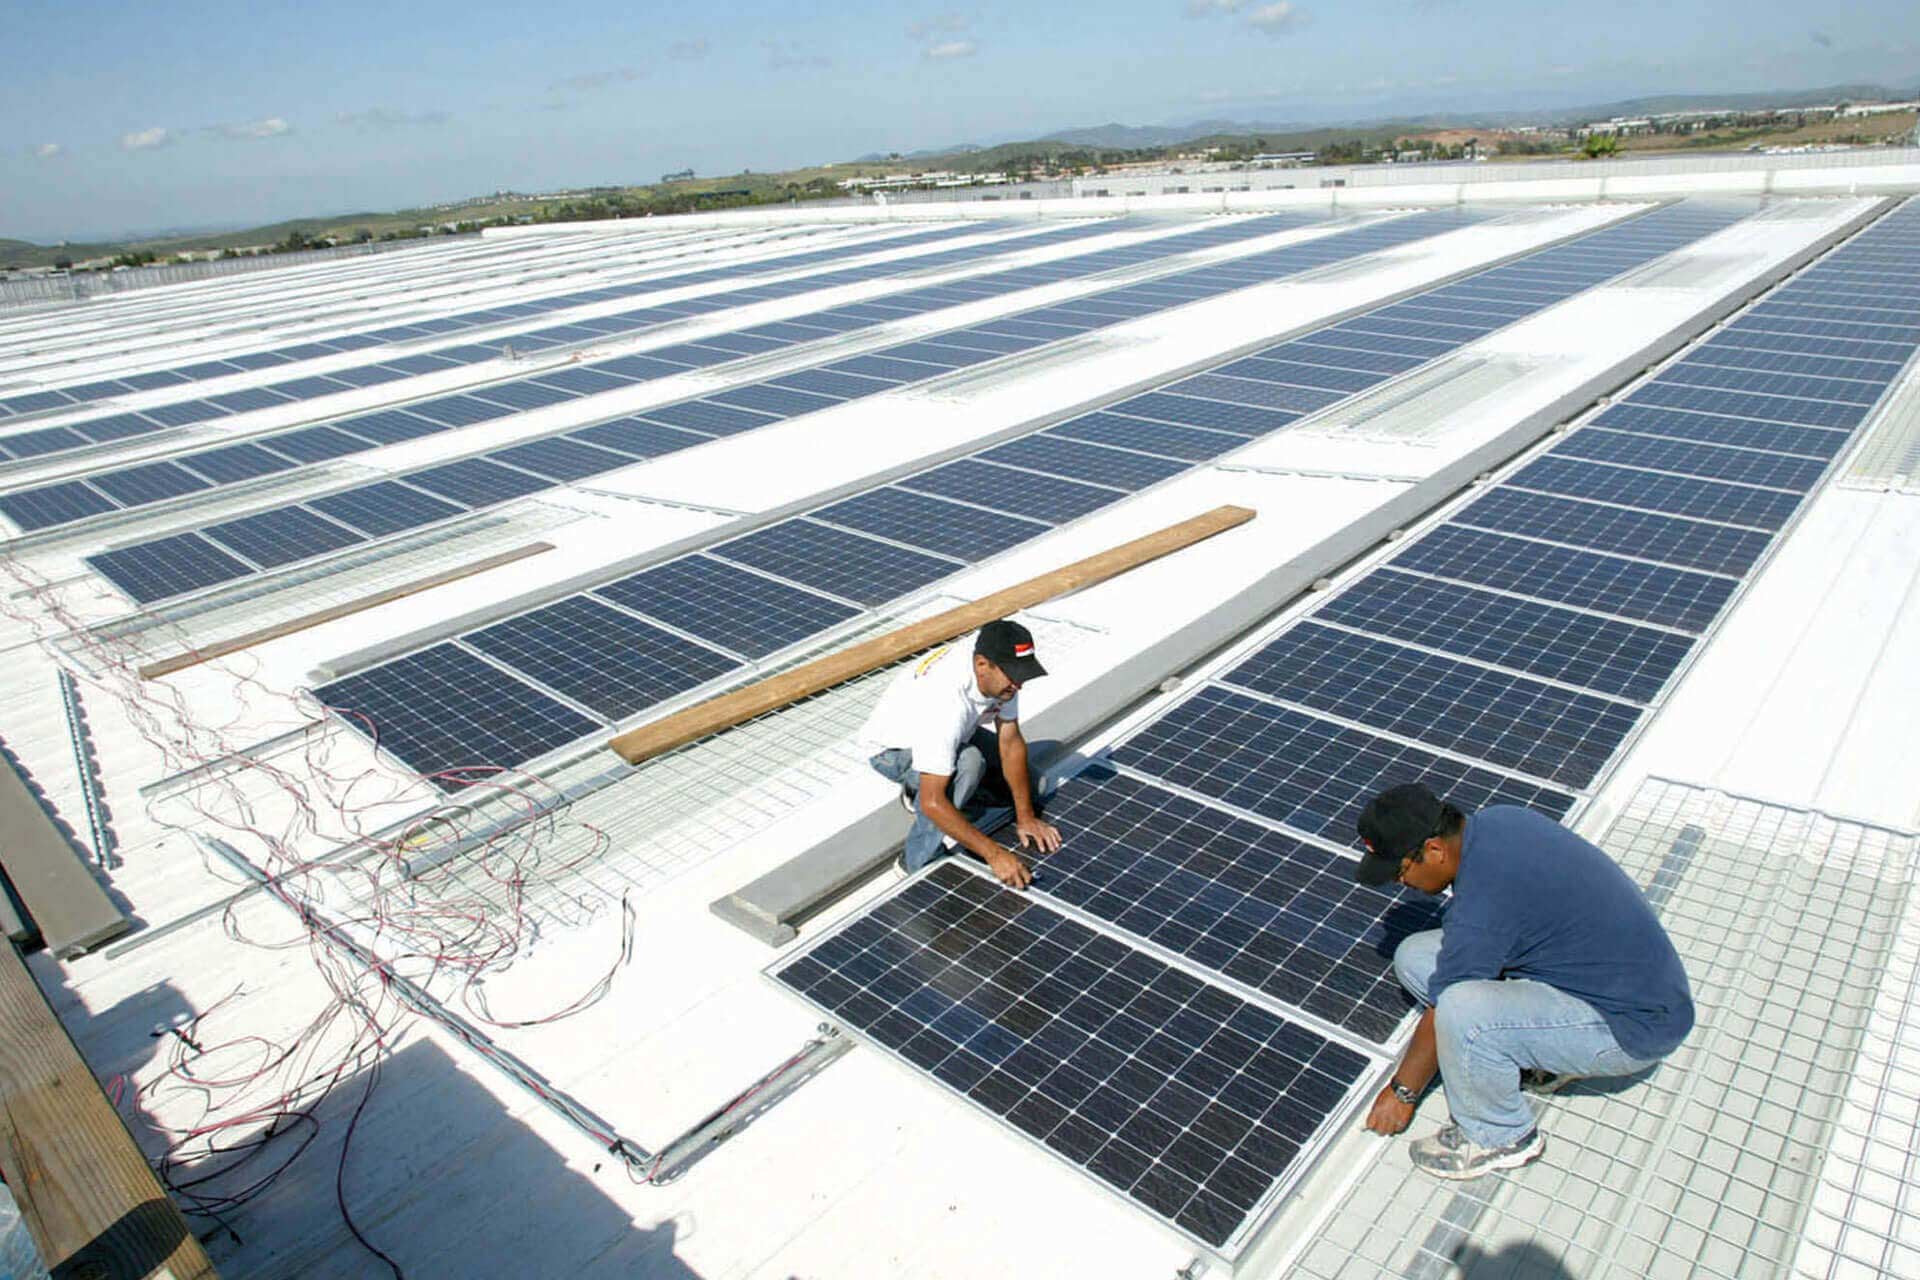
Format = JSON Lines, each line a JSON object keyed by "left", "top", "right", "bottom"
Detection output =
{"left": 1452, "top": 1237, "right": 1580, "bottom": 1279}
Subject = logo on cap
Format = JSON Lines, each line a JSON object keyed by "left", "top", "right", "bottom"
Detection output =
{"left": 1014, "top": 642, "right": 1033, "bottom": 656}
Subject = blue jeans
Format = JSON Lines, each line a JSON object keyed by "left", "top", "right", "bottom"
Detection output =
{"left": 870, "top": 728, "right": 1014, "bottom": 871}
{"left": 1395, "top": 929, "right": 1660, "bottom": 1148}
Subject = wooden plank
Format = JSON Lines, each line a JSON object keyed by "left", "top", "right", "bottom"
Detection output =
{"left": 139, "top": 541, "right": 556, "bottom": 680}
{"left": 0, "top": 750, "right": 126, "bottom": 959}
{"left": 0, "top": 941, "right": 217, "bottom": 1279}
{"left": 608, "top": 505, "right": 1255, "bottom": 765}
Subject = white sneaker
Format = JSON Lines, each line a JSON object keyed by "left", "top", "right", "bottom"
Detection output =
{"left": 1409, "top": 1123, "right": 1545, "bottom": 1180}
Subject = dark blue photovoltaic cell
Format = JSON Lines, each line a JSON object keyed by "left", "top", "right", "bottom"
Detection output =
{"left": 981, "top": 436, "right": 1186, "bottom": 491}
{"left": 1114, "top": 686, "right": 1575, "bottom": 844}
{"left": 405, "top": 458, "right": 555, "bottom": 507}
{"left": 711, "top": 518, "right": 961, "bottom": 606}
{"left": 467, "top": 380, "right": 579, "bottom": 412}
{"left": 465, "top": 595, "right": 739, "bottom": 720}
{"left": 0, "top": 481, "right": 118, "bottom": 531}
{"left": 1033, "top": 768, "right": 1441, "bottom": 1043}
{"left": 1113, "top": 393, "right": 1299, "bottom": 437}
{"left": 1627, "top": 381, "right": 1866, "bottom": 430}
{"left": 264, "top": 426, "right": 375, "bottom": 464}
{"left": 1220, "top": 623, "right": 1639, "bottom": 788}
{"left": 1171, "top": 375, "right": 1346, "bottom": 415}
{"left": 1508, "top": 456, "right": 1800, "bottom": 530}
{"left": 310, "top": 482, "right": 466, "bottom": 538}
{"left": 313, "top": 642, "right": 600, "bottom": 791}
{"left": 572, "top": 417, "right": 712, "bottom": 458}
{"left": 814, "top": 487, "right": 1051, "bottom": 561}
{"left": 1393, "top": 524, "right": 1735, "bottom": 632}
{"left": 639, "top": 400, "right": 776, "bottom": 436}
{"left": 332, "top": 409, "right": 445, "bottom": 446}
{"left": 775, "top": 860, "right": 1372, "bottom": 1249}
{"left": 1046, "top": 414, "right": 1246, "bottom": 462}
{"left": 1318, "top": 570, "right": 1693, "bottom": 704}
{"left": 490, "top": 437, "right": 632, "bottom": 482}
{"left": 2, "top": 426, "right": 93, "bottom": 458}
{"left": 202, "top": 506, "right": 365, "bottom": 570}
{"left": 206, "top": 387, "right": 292, "bottom": 414}
{"left": 73, "top": 414, "right": 157, "bottom": 443}
{"left": 87, "top": 461, "right": 211, "bottom": 508}
{"left": 1452, "top": 486, "right": 1770, "bottom": 576}
{"left": 402, "top": 395, "right": 516, "bottom": 428}
{"left": 1591, "top": 404, "right": 1849, "bottom": 458}
{"left": 593, "top": 554, "right": 858, "bottom": 659}
{"left": 708, "top": 384, "right": 843, "bottom": 418}
{"left": 176, "top": 443, "right": 300, "bottom": 485}
{"left": 1550, "top": 429, "right": 1828, "bottom": 492}
{"left": 901, "top": 459, "right": 1122, "bottom": 523}
{"left": 87, "top": 533, "right": 253, "bottom": 604}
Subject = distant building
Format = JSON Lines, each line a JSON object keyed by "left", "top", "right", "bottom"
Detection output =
{"left": 660, "top": 168, "right": 696, "bottom": 183}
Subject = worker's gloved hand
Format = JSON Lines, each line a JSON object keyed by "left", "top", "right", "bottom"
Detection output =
{"left": 1362, "top": 1086, "right": 1415, "bottom": 1137}
{"left": 985, "top": 846, "right": 1033, "bottom": 890}
{"left": 1014, "top": 816, "right": 1062, "bottom": 855}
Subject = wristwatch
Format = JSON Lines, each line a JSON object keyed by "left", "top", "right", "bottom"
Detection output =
{"left": 1388, "top": 1079, "right": 1419, "bottom": 1105}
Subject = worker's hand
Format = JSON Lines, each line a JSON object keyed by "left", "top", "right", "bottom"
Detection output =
{"left": 1014, "top": 816, "right": 1062, "bottom": 855}
{"left": 1362, "top": 1087, "right": 1415, "bottom": 1137}
{"left": 985, "top": 846, "right": 1033, "bottom": 890}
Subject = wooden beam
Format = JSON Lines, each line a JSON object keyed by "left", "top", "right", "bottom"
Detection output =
{"left": 139, "top": 541, "right": 555, "bottom": 680}
{"left": 0, "top": 941, "right": 217, "bottom": 1279}
{"left": 608, "top": 504, "right": 1255, "bottom": 765}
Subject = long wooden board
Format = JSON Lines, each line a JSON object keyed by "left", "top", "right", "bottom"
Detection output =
{"left": 0, "top": 941, "right": 217, "bottom": 1279}
{"left": 608, "top": 505, "right": 1255, "bottom": 765}
{"left": 139, "top": 541, "right": 555, "bottom": 680}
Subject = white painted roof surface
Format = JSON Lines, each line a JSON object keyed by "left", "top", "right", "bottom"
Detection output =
{"left": 0, "top": 164, "right": 1916, "bottom": 1278}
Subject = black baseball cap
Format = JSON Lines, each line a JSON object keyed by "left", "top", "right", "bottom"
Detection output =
{"left": 1355, "top": 782, "right": 1445, "bottom": 886}
{"left": 975, "top": 619, "right": 1046, "bottom": 684}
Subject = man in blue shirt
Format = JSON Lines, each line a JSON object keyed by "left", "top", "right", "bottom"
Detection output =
{"left": 1354, "top": 782, "right": 1693, "bottom": 1179}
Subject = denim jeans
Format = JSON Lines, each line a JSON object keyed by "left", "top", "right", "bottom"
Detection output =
{"left": 1395, "top": 929, "right": 1660, "bottom": 1148}
{"left": 870, "top": 728, "right": 1013, "bottom": 871}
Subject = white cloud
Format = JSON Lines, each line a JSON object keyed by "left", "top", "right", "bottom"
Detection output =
{"left": 32, "top": 142, "right": 63, "bottom": 159}
{"left": 923, "top": 39, "right": 977, "bottom": 60}
{"left": 1185, "top": 0, "right": 1243, "bottom": 15}
{"left": 120, "top": 127, "right": 173, "bottom": 151}
{"left": 336, "top": 107, "right": 452, "bottom": 130}
{"left": 551, "top": 67, "right": 644, "bottom": 92}
{"left": 213, "top": 117, "right": 292, "bottom": 140}
{"left": 1245, "top": 1, "right": 1302, "bottom": 33}
{"left": 669, "top": 38, "right": 710, "bottom": 60}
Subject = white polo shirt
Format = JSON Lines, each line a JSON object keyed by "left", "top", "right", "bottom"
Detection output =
{"left": 861, "top": 636, "right": 1020, "bottom": 777}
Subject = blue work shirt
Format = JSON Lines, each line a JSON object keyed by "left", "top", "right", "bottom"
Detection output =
{"left": 1429, "top": 805, "right": 1694, "bottom": 1059}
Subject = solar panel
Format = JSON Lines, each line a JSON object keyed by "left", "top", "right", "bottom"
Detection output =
{"left": 264, "top": 425, "right": 376, "bottom": 464}
{"left": 900, "top": 458, "right": 1123, "bottom": 523}
{"left": 0, "top": 481, "right": 118, "bottom": 531}
{"left": 1327, "top": 570, "right": 1694, "bottom": 708}
{"left": 1214, "top": 357, "right": 1383, "bottom": 395}
{"left": 769, "top": 369, "right": 900, "bottom": 399}
{"left": 1507, "top": 456, "right": 1800, "bottom": 531}
{"left": 73, "top": 413, "right": 158, "bottom": 443}
{"left": 309, "top": 482, "right": 467, "bottom": 538}
{"left": 332, "top": 409, "right": 445, "bottom": 446}
{"left": 140, "top": 400, "right": 229, "bottom": 428}
{"left": 1219, "top": 622, "right": 1640, "bottom": 789}
{"left": 1392, "top": 524, "right": 1736, "bottom": 632}
{"left": 490, "top": 437, "right": 632, "bottom": 482}
{"left": 206, "top": 386, "right": 293, "bottom": 414}
{"left": 570, "top": 417, "right": 711, "bottom": 458}
{"left": 405, "top": 458, "right": 556, "bottom": 507}
{"left": 981, "top": 436, "right": 1187, "bottom": 491}
{"left": 1033, "top": 768, "right": 1441, "bottom": 1043}
{"left": 813, "top": 486, "right": 1051, "bottom": 561}
{"left": 708, "top": 384, "right": 843, "bottom": 418}
{"left": 1171, "top": 375, "right": 1347, "bottom": 416}
{"left": 1112, "top": 393, "right": 1299, "bottom": 437}
{"left": 712, "top": 518, "right": 961, "bottom": 606}
{"left": 1, "top": 426, "right": 92, "bottom": 458}
{"left": 1451, "top": 486, "right": 1771, "bottom": 577}
{"left": 202, "top": 506, "right": 366, "bottom": 570}
{"left": 1627, "top": 381, "right": 1867, "bottom": 431}
{"left": 773, "top": 860, "right": 1373, "bottom": 1251}
{"left": 593, "top": 553, "right": 858, "bottom": 659}
{"left": 1114, "top": 685, "right": 1576, "bottom": 843}
{"left": 87, "top": 461, "right": 211, "bottom": 508}
{"left": 403, "top": 395, "right": 516, "bottom": 429}
{"left": 1591, "top": 404, "right": 1850, "bottom": 459}
{"left": 314, "top": 642, "right": 601, "bottom": 790}
{"left": 1551, "top": 430, "right": 1827, "bottom": 492}
{"left": 639, "top": 400, "right": 777, "bottom": 436}
{"left": 1046, "top": 414, "right": 1246, "bottom": 462}
{"left": 467, "top": 380, "right": 579, "bottom": 412}
{"left": 464, "top": 595, "right": 739, "bottom": 720}
{"left": 87, "top": 532, "right": 253, "bottom": 604}
{"left": 174, "top": 443, "right": 299, "bottom": 485}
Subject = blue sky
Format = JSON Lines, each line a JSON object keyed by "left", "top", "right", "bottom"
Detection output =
{"left": 4, "top": 1, "right": 1916, "bottom": 243}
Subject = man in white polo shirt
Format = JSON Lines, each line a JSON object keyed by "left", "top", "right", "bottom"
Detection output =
{"left": 864, "top": 619, "right": 1062, "bottom": 888}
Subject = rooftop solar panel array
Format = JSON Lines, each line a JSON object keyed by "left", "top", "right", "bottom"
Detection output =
{"left": 11, "top": 212, "right": 1313, "bottom": 532}
{"left": 770, "top": 196, "right": 1920, "bottom": 1254}
{"left": 308, "top": 201, "right": 1742, "bottom": 792}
